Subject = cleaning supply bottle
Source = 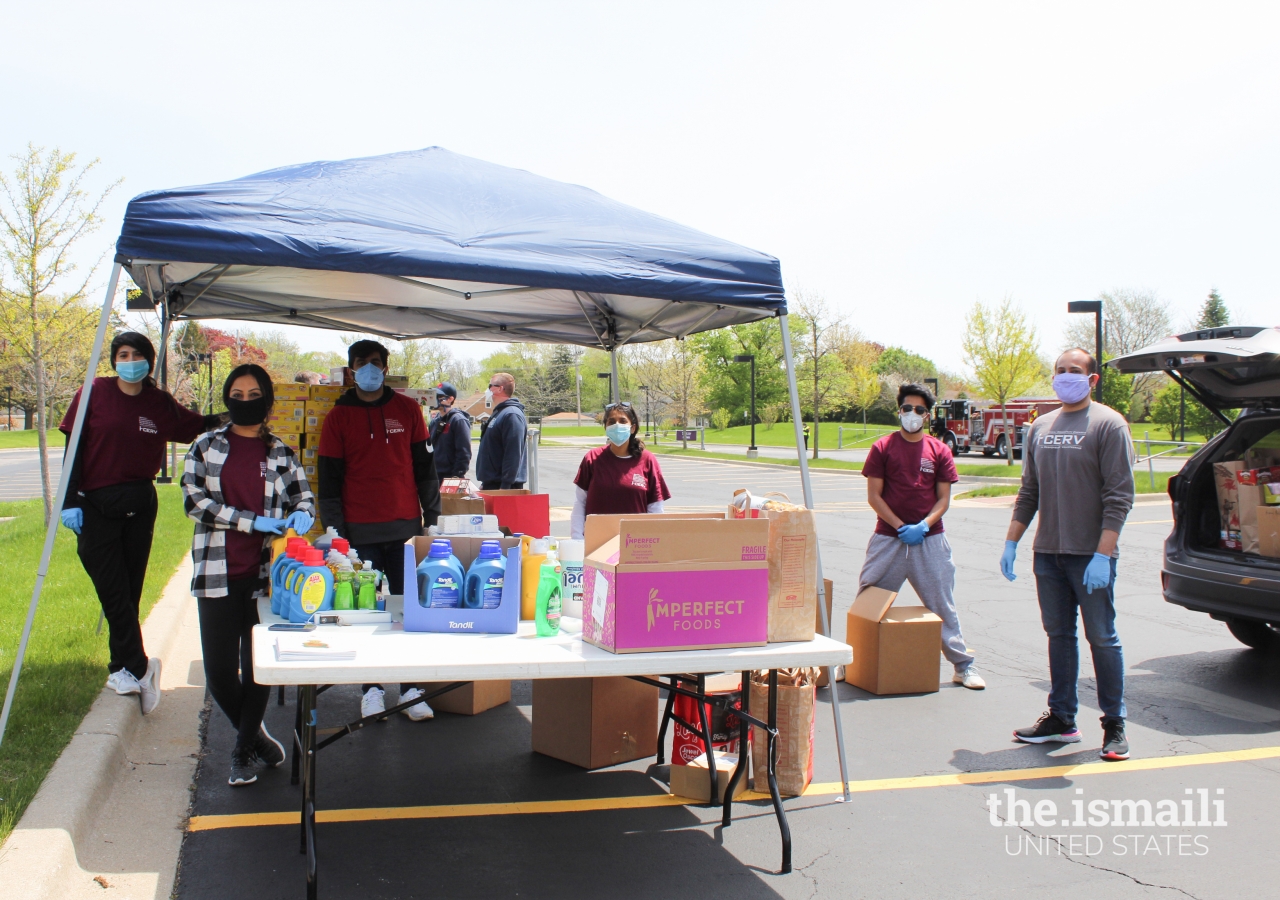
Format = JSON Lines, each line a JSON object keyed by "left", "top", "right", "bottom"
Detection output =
{"left": 557, "top": 539, "right": 585, "bottom": 619}
{"left": 328, "top": 550, "right": 355, "bottom": 610}
{"left": 288, "top": 549, "right": 334, "bottom": 623}
{"left": 356, "top": 568, "right": 379, "bottom": 609}
{"left": 277, "top": 542, "right": 313, "bottom": 616}
{"left": 535, "top": 549, "right": 563, "bottom": 636}
{"left": 314, "top": 526, "right": 339, "bottom": 553}
{"left": 416, "top": 541, "right": 464, "bottom": 608}
{"left": 520, "top": 537, "right": 549, "bottom": 620}
{"left": 464, "top": 540, "right": 507, "bottom": 609}
{"left": 431, "top": 539, "right": 464, "bottom": 575}
{"left": 271, "top": 538, "right": 307, "bottom": 615}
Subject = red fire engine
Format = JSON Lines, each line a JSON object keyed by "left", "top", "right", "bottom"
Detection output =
{"left": 930, "top": 398, "right": 1059, "bottom": 459}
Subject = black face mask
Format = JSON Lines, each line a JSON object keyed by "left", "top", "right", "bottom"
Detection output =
{"left": 226, "top": 396, "right": 269, "bottom": 427}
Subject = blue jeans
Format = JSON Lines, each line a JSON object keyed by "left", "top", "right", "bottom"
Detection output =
{"left": 1032, "top": 553, "right": 1125, "bottom": 725}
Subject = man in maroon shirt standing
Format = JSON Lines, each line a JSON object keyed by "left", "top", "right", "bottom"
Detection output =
{"left": 860, "top": 383, "right": 984, "bottom": 690}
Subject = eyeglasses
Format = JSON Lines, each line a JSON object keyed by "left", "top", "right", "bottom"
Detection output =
{"left": 900, "top": 404, "right": 930, "bottom": 415}
{"left": 604, "top": 401, "right": 633, "bottom": 410}
{"left": 488, "top": 383, "right": 504, "bottom": 390}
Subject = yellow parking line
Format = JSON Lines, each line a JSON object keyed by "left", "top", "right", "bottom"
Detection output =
{"left": 186, "top": 744, "right": 1280, "bottom": 832}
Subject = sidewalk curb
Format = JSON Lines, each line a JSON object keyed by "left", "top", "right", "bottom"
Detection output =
{"left": 0, "top": 557, "right": 195, "bottom": 900}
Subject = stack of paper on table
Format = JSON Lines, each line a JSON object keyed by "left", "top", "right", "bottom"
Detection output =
{"left": 275, "top": 635, "right": 357, "bottom": 661}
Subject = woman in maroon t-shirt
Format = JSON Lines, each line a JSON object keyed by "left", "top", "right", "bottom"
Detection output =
{"left": 570, "top": 402, "right": 672, "bottom": 539}
{"left": 58, "top": 332, "right": 211, "bottom": 714}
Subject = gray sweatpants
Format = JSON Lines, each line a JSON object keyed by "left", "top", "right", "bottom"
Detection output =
{"left": 857, "top": 532, "right": 974, "bottom": 672}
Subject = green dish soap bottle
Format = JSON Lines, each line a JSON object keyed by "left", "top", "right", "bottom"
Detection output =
{"left": 535, "top": 549, "right": 562, "bottom": 636}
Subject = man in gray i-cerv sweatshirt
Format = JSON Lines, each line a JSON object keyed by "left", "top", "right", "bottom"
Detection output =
{"left": 1000, "top": 348, "right": 1136, "bottom": 761}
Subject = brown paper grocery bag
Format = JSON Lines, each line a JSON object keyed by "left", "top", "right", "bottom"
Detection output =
{"left": 749, "top": 678, "right": 815, "bottom": 797}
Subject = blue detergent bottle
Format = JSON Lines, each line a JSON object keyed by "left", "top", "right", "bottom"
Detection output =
{"left": 431, "top": 538, "right": 464, "bottom": 574}
{"left": 280, "top": 547, "right": 312, "bottom": 616}
{"left": 416, "top": 540, "right": 464, "bottom": 608}
{"left": 271, "top": 540, "right": 307, "bottom": 616}
{"left": 464, "top": 540, "right": 507, "bottom": 609}
{"left": 288, "top": 549, "right": 334, "bottom": 623}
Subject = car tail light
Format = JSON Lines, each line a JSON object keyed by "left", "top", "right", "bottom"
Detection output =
{"left": 1161, "top": 571, "right": 1168, "bottom": 592}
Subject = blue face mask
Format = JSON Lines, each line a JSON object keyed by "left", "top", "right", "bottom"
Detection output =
{"left": 1052, "top": 372, "right": 1092, "bottom": 404}
{"left": 354, "top": 363, "right": 385, "bottom": 392}
{"left": 116, "top": 359, "right": 150, "bottom": 383}
{"left": 605, "top": 423, "right": 632, "bottom": 447}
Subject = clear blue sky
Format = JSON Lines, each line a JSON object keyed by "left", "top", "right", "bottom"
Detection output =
{"left": 3, "top": 2, "right": 1276, "bottom": 371}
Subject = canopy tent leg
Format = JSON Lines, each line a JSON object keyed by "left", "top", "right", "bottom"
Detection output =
{"left": 0, "top": 264, "right": 122, "bottom": 750}
{"left": 609, "top": 348, "right": 620, "bottom": 403}
{"left": 779, "top": 313, "right": 851, "bottom": 803}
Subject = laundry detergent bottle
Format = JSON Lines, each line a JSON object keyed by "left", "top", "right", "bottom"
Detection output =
{"left": 464, "top": 540, "right": 507, "bottom": 609}
{"left": 278, "top": 543, "right": 312, "bottom": 616}
{"left": 271, "top": 539, "right": 306, "bottom": 615}
{"left": 416, "top": 540, "right": 464, "bottom": 608}
{"left": 288, "top": 549, "right": 334, "bottom": 623}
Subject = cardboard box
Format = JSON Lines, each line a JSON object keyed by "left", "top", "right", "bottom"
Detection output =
{"left": 272, "top": 383, "right": 311, "bottom": 401}
{"left": 845, "top": 586, "right": 942, "bottom": 695}
{"left": 415, "top": 680, "right": 510, "bottom": 715}
{"left": 1259, "top": 506, "right": 1280, "bottom": 559}
{"left": 330, "top": 366, "right": 353, "bottom": 387}
{"left": 301, "top": 446, "right": 318, "bottom": 464}
{"left": 442, "top": 495, "right": 487, "bottom": 517}
{"left": 532, "top": 676, "right": 658, "bottom": 770}
{"left": 669, "top": 752, "right": 746, "bottom": 803}
{"left": 269, "top": 400, "right": 306, "bottom": 419}
{"left": 582, "top": 517, "right": 770, "bottom": 653}
{"left": 304, "top": 404, "right": 332, "bottom": 434}
{"left": 479, "top": 490, "right": 550, "bottom": 538}
{"left": 402, "top": 535, "right": 522, "bottom": 633}
{"left": 277, "top": 432, "right": 302, "bottom": 452}
{"left": 309, "top": 383, "right": 346, "bottom": 402}
{"left": 583, "top": 512, "right": 725, "bottom": 555}
{"left": 384, "top": 374, "right": 409, "bottom": 389}
{"left": 671, "top": 680, "right": 741, "bottom": 765}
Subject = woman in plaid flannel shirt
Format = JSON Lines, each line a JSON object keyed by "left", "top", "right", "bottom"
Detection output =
{"left": 184, "top": 364, "right": 315, "bottom": 786}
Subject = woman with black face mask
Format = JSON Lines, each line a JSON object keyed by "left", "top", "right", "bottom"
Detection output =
{"left": 58, "top": 331, "right": 219, "bottom": 716}
{"left": 182, "top": 364, "right": 315, "bottom": 786}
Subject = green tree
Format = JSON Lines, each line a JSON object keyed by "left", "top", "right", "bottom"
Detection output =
{"left": 790, "top": 291, "right": 849, "bottom": 459}
{"left": 691, "top": 319, "right": 787, "bottom": 419}
{"left": 1197, "top": 289, "right": 1230, "bottom": 329}
{"left": 962, "top": 298, "right": 1044, "bottom": 466}
{"left": 711, "top": 408, "right": 731, "bottom": 431}
{"left": 0, "top": 144, "right": 119, "bottom": 522}
{"left": 1099, "top": 353, "right": 1133, "bottom": 418}
{"left": 1150, "top": 382, "right": 1182, "bottom": 440}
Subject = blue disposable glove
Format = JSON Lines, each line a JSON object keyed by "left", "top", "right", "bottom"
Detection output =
{"left": 285, "top": 510, "right": 314, "bottom": 535}
{"left": 1000, "top": 540, "right": 1018, "bottom": 581}
{"left": 252, "top": 515, "right": 286, "bottom": 534}
{"left": 1083, "top": 552, "right": 1112, "bottom": 594}
{"left": 897, "top": 520, "right": 930, "bottom": 546}
{"left": 60, "top": 507, "right": 83, "bottom": 535}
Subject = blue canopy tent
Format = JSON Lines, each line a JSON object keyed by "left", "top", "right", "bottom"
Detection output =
{"left": 0, "top": 148, "right": 848, "bottom": 802}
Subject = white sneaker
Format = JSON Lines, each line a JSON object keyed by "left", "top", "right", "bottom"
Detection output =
{"left": 399, "top": 687, "right": 434, "bottom": 722}
{"left": 953, "top": 667, "right": 986, "bottom": 690}
{"left": 107, "top": 669, "right": 141, "bottom": 695}
{"left": 361, "top": 687, "right": 386, "bottom": 719}
{"left": 138, "top": 658, "right": 162, "bottom": 714}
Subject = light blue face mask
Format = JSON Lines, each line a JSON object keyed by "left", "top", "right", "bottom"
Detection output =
{"left": 116, "top": 359, "right": 150, "bottom": 383}
{"left": 605, "top": 423, "right": 632, "bottom": 447}
{"left": 354, "top": 363, "right": 385, "bottom": 392}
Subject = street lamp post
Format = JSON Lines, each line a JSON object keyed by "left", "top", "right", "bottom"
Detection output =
{"left": 733, "top": 354, "right": 757, "bottom": 459}
{"left": 638, "top": 385, "right": 650, "bottom": 438}
{"left": 1067, "top": 300, "right": 1104, "bottom": 402}
{"left": 597, "top": 371, "right": 611, "bottom": 416}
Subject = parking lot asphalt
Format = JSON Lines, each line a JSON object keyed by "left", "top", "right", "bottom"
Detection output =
{"left": 175, "top": 447, "right": 1280, "bottom": 899}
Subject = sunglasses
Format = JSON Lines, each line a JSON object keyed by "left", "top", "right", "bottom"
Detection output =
{"left": 604, "top": 401, "right": 633, "bottom": 410}
{"left": 900, "top": 404, "right": 930, "bottom": 415}
{"left": 488, "top": 383, "right": 504, "bottom": 390}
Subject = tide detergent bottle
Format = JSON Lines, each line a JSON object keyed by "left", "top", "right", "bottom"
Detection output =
{"left": 288, "top": 549, "right": 334, "bottom": 623}
{"left": 464, "top": 540, "right": 506, "bottom": 609}
{"left": 416, "top": 540, "right": 464, "bottom": 608}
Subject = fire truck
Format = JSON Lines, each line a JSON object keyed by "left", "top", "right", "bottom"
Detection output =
{"left": 930, "top": 398, "right": 1059, "bottom": 459}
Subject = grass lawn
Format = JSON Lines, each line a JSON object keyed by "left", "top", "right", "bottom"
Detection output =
{"left": 0, "top": 485, "right": 194, "bottom": 842}
{"left": 0, "top": 430, "right": 65, "bottom": 450}
{"left": 959, "top": 472, "right": 1171, "bottom": 499}
{"left": 539, "top": 422, "right": 898, "bottom": 449}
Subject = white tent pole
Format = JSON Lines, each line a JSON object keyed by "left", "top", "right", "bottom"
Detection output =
{"left": 780, "top": 312, "right": 851, "bottom": 803}
{"left": 609, "top": 348, "right": 620, "bottom": 403}
{"left": 0, "top": 263, "right": 122, "bottom": 750}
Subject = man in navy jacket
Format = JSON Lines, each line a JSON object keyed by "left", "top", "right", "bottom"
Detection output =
{"left": 476, "top": 372, "right": 527, "bottom": 490}
{"left": 428, "top": 382, "right": 472, "bottom": 479}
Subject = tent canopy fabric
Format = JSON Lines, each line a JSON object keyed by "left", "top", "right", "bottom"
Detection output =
{"left": 117, "top": 147, "right": 785, "bottom": 348}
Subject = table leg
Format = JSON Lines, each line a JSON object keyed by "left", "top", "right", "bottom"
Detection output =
{"left": 721, "top": 669, "right": 751, "bottom": 827}
{"left": 655, "top": 677, "right": 676, "bottom": 765}
{"left": 290, "top": 685, "right": 302, "bottom": 786}
{"left": 766, "top": 669, "right": 792, "bottom": 874}
{"left": 694, "top": 674, "right": 719, "bottom": 807}
{"left": 300, "top": 684, "right": 318, "bottom": 899}
{"left": 278, "top": 684, "right": 285, "bottom": 706}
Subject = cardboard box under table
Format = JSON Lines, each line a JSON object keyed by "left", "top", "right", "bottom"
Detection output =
{"left": 583, "top": 517, "right": 770, "bottom": 653}
{"left": 845, "top": 586, "right": 942, "bottom": 695}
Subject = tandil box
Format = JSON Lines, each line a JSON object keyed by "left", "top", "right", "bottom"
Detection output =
{"left": 582, "top": 518, "right": 769, "bottom": 653}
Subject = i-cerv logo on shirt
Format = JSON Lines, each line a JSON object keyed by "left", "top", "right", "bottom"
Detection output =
{"left": 138, "top": 416, "right": 158, "bottom": 434}
{"left": 385, "top": 417, "right": 406, "bottom": 435}
{"left": 920, "top": 457, "right": 935, "bottom": 474}
{"left": 631, "top": 473, "right": 647, "bottom": 489}
{"left": 1038, "top": 431, "right": 1087, "bottom": 449}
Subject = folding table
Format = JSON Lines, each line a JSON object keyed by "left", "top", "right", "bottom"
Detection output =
{"left": 252, "top": 599, "right": 851, "bottom": 900}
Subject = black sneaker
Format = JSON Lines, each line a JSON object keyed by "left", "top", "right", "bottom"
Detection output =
{"left": 1100, "top": 720, "right": 1130, "bottom": 761}
{"left": 228, "top": 746, "right": 258, "bottom": 787}
{"left": 252, "top": 724, "right": 286, "bottom": 768}
{"left": 1013, "top": 711, "right": 1082, "bottom": 744}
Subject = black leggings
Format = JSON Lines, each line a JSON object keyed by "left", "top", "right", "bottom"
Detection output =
{"left": 77, "top": 481, "right": 157, "bottom": 679}
{"left": 198, "top": 578, "right": 270, "bottom": 748}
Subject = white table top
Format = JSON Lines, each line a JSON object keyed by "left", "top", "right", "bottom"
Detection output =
{"left": 253, "top": 597, "right": 852, "bottom": 685}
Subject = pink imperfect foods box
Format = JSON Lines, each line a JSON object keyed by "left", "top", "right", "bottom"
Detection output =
{"left": 582, "top": 518, "right": 770, "bottom": 653}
